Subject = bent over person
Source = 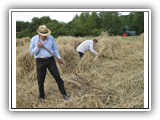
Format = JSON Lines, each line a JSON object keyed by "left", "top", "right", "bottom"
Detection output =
{"left": 77, "top": 39, "right": 100, "bottom": 58}
{"left": 29, "top": 25, "right": 69, "bottom": 101}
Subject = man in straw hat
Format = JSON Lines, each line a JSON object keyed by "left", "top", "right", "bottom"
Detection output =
{"left": 77, "top": 39, "right": 100, "bottom": 58}
{"left": 29, "top": 25, "right": 69, "bottom": 101}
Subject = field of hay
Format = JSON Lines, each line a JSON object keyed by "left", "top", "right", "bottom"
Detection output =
{"left": 16, "top": 33, "right": 144, "bottom": 108}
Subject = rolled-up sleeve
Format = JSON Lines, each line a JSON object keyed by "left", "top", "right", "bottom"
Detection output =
{"left": 52, "top": 38, "right": 61, "bottom": 59}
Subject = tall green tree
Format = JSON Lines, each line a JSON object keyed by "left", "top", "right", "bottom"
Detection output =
{"left": 31, "top": 17, "right": 40, "bottom": 25}
{"left": 129, "top": 12, "right": 144, "bottom": 34}
{"left": 16, "top": 21, "right": 29, "bottom": 32}
{"left": 99, "top": 12, "right": 122, "bottom": 35}
{"left": 111, "top": 12, "right": 123, "bottom": 35}
{"left": 120, "top": 15, "right": 128, "bottom": 26}
{"left": 80, "top": 12, "right": 86, "bottom": 24}
{"left": 39, "top": 16, "right": 52, "bottom": 25}
{"left": 127, "top": 12, "right": 135, "bottom": 26}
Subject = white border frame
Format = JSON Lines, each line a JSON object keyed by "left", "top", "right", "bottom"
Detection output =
{"left": 9, "top": 9, "right": 151, "bottom": 111}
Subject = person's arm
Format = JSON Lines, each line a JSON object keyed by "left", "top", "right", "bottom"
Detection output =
{"left": 89, "top": 44, "right": 98, "bottom": 55}
{"left": 29, "top": 38, "right": 40, "bottom": 56}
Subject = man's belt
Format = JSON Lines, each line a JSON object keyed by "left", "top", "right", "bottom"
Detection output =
{"left": 38, "top": 56, "right": 53, "bottom": 60}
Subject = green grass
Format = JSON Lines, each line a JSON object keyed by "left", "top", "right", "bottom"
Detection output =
{"left": 82, "top": 35, "right": 140, "bottom": 42}
{"left": 55, "top": 35, "right": 141, "bottom": 42}
{"left": 121, "top": 36, "right": 140, "bottom": 42}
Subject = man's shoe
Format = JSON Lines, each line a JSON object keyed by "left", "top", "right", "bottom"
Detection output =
{"left": 63, "top": 95, "right": 70, "bottom": 100}
{"left": 37, "top": 96, "right": 45, "bottom": 101}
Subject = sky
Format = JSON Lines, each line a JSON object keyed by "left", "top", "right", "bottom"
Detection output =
{"left": 16, "top": 12, "right": 130, "bottom": 23}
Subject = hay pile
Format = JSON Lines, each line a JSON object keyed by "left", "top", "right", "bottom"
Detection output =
{"left": 140, "top": 33, "right": 144, "bottom": 43}
{"left": 96, "top": 31, "right": 109, "bottom": 39}
{"left": 134, "top": 33, "right": 144, "bottom": 50}
{"left": 56, "top": 36, "right": 85, "bottom": 49}
{"left": 16, "top": 47, "right": 53, "bottom": 80}
{"left": 21, "top": 37, "right": 31, "bottom": 43}
{"left": 16, "top": 33, "right": 144, "bottom": 108}
{"left": 56, "top": 45, "right": 80, "bottom": 73}
{"left": 94, "top": 31, "right": 122, "bottom": 59}
{"left": 55, "top": 34, "right": 122, "bottom": 73}
{"left": 95, "top": 36, "right": 122, "bottom": 59}
{"left": 16, "top": 49, "right": 35, "bottom": 79}
{"left": 53, "top": 36, "right": 85, "bottom": 74}
{"left": 16, "top": 38, "right": 24, "bottom": 47}
{"left": 16, "top": 37, "right": 31, "bottom": 47}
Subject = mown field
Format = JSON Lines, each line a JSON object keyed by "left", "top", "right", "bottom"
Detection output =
{"left": 16, "top": 33, "right": 144, "bottom": 108}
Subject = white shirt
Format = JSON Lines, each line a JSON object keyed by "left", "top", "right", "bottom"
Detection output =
{"left": 77, "top": 40, "right": 98, "bottom": 54}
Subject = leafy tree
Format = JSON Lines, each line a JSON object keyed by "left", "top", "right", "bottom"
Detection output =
{"left": 80, "top": 12, "right": 86, "bottom": 24}
{"left": 129, "top": 12, "right": 144, "bottom": 35}
{"left": 127, "top": 12, "right": 135, "bottom": 26}
{"left": 72, "top": 14, "right": 80, "bottom": 21}
{"left": 39, "top": 16, "right": 52, "bottom": 25}
{"left": 16, "top": 12, "right": 144, "bottom": 38}
{"left": 16, "top": 21, "right": 29, "bottom": 32}
{"left": 120, "top": 15, "right": 128, "bottom": 26}
{"left": 111, "top": 12, "right": 123, "bottom": 35}
{"left": 31, "top": 17, "right": 40, "bottom": 25}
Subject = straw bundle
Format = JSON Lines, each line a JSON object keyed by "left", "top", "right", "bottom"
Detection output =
{"left": 58, "top": 45, "right": 79, "bottom": 62}
{"left": 140, "top": 33, "right": 144, "bottom": 43}
{"left": 56, "top": 44, "right": 80, "bottom": 74}
{"left": 76, "top": 50, "right": 95, "bottom": 72}
{"left": 21, "top": 37, "right": 31, "bottom": 43}
{"left": 56, "top": 36, "right": 85, "bottom": 49}
{"left": 96, "top": 31, "right": 109, "bottom": 40}
{"left": 16, "top": 50, "right": 35, "bottom": 71}
{"left": 16, "top": 39, "right": 24, "bottom": 47}
{"left": 16, "top": 67, "right": 28, "bottom": 79}
{"left": 16, "top": 49, "right": 35, "bottom": 79}
{"left": 95, "top": 36, "right": 122, "bottom": 59}
{"left": 16, "top": 45, "right": 53, "bottom": 80}
{"left": 101, "top": 31, "right": 109, "bottom": 37}
{"left": 56, "top": 36, "right": 70, "bottom": 45}
{"left": 27, "top": 67, "right": 37, "bottom": 80}
{"left": 135, "top": 33, "right": 144, "bottom": 51}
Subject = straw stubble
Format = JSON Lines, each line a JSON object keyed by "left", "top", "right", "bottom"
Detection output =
{"left": 16, "top": 33, "right": 144, "bottom": 108}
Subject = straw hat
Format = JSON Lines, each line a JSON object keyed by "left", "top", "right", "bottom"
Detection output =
{"left": 37, "top": 25, "right": 51, "bottom": 36}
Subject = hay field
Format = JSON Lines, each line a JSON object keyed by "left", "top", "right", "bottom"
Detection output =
{"left": 16, "top": 33, "right": 144, "bottom": 108}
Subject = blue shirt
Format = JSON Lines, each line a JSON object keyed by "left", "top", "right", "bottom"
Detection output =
{"left": 29, "top": 35, "right": 61, "bottom": 59}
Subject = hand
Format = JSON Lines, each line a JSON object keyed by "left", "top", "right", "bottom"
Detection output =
{"left": 58, "top": 58, "right": 63, "bottom": 64}
{"left": 97, "top": 53, "right": 100, "bottom": 55}
{"left": 37, "top": 42, "right": 43, "bottom": 48}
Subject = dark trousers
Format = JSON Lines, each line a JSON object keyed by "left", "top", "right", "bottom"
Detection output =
{"left": 78, "top": 52, "right": 84, "bottom": 58}
{"left": 36, "top": 56, "right": 67, "bottom": 98}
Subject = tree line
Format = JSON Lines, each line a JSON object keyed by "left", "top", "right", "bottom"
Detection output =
{"left": 16, "top": 12, "right": 144, "bottom": 38}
